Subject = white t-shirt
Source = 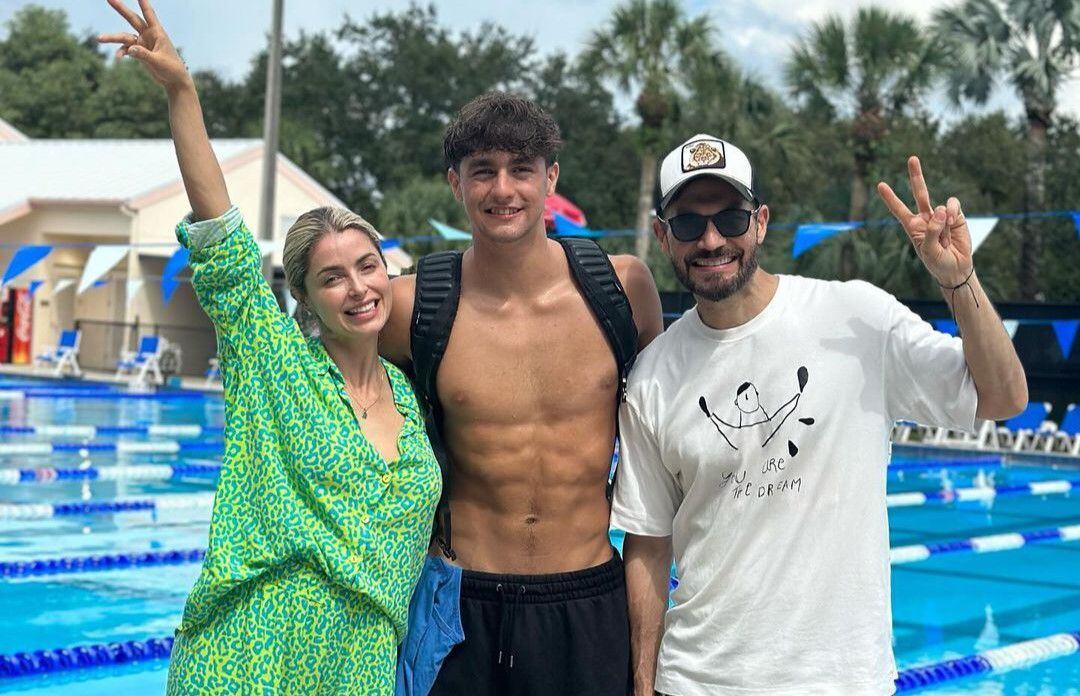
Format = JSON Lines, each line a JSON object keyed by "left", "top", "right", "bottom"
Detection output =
{"left": 611, "top": 275, "right": 978, "bottom": 696}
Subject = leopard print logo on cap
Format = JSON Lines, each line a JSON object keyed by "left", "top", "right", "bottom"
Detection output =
{"left": 682, "top": 140, "right": 726, "bottom": 172}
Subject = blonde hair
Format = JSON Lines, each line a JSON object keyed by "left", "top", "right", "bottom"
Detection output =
{"left": 282, "top": 207, "right": 385, "bottom": 334}
{"left": 282, "top": 206, "right": 385, "bottom": 296}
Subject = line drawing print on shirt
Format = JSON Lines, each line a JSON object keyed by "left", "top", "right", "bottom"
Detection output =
{"left": 697, "top": 366, "right": 811, "bottom": 453}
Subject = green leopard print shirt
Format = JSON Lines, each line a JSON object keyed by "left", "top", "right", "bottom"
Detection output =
{"left": 166, "top": 209, "right": 440, "bottom": 694}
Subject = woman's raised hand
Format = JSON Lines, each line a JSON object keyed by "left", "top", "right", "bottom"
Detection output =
{"left": 98, "top": 0, "right": 191, "bottom": 92}
{"left": 99, "top": 0, "right": 231, "bottom": 219}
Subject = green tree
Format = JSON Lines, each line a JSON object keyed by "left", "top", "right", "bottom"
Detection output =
{"left": 934, "top": 0, "right": 1080, "bottom": 299}
{"left": 339, "top": 4, "right": 535, "bottom": 196}
{"left": 0, "top": 6, "right": 104, "bottom": 137}
{"left": 786, "top": 8, "right": 938, "bottom": 223}
{"left": 583, "top": 0, "right": 713, "bottom": 262}
{"left": 86, "top": 58, "right": 169, "bottom": 137}
{"left": 529, "top": 53, "right": 639, "bottom": 231}
{"left": 377, "top": 176, "right": 470, "bottom": 258}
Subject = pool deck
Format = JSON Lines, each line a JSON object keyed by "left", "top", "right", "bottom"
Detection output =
{"left": 0, "top": 363, "right": 223, "bottom": 394}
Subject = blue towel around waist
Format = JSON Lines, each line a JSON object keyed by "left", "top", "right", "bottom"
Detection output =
{"left": 395, "top": 554, "right": 464, "bottom": 696}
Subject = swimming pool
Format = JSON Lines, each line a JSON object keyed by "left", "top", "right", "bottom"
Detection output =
{"left": 1, "top": 374, "right": 1078, "bottom": 694}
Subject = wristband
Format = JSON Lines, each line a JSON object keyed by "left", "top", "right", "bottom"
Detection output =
{"left": 939, "top": 267, "right": 979, "bottom": 309}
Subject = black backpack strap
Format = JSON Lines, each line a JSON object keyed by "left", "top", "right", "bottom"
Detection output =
{"left": 557, "top": 237, "right": 639, "bottom": 501}
{"left": 410, "top": 250, "right": 463, "bottom": 560}
{"left": 557, "top": 237, "right": 638, "bottom": 397}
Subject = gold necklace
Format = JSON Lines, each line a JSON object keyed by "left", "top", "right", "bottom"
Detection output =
{"left": 346, "top": 382, "right": 382, "bottom": 420}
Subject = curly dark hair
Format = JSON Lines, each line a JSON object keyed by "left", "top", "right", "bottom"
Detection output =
{"left": 443, "top": 92, "right": 563, "bottom": 171}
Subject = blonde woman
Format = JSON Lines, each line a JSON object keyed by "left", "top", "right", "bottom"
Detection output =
{"left": 99, "top": 1, "right": 441, "bottom": 693}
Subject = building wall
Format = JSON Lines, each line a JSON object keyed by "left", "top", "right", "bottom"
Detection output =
{"left": 0, "top": 206, "right": 134, "bottom": 367}
{"left": 126, "top": 151, "right": 346, "bottom": 375}
{"left": 0, "top": 150, "right": 363, "bottom": 375}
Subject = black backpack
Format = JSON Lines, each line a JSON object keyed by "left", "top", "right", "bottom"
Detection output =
{"left": 410, "top": 237, "right": 638, "bottom": 559}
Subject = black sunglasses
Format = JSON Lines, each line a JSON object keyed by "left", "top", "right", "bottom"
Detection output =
{"left": 661, "top": 207, "right": 760, "bottom": 242}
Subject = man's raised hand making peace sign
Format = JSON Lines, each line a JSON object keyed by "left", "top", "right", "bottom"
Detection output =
{"left": 877, "top": 156, "right": 1027, "bottom": 419}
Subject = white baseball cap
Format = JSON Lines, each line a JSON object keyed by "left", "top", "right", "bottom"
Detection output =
{"left": 656, "top": 134, "right": 757, "bottom": 213}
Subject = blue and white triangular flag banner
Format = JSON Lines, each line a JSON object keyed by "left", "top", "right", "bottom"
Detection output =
{"left": 125, "top": 279, "right": 145, "bottom": 310}
{"left": 932, "top": 319, "right": 959, "bottom": 336}
{"left": 161, "top": 247, "right": 190, "bottom": 304}
{"left": 552, "top": 212, "right": 603, "bottom": 238}
{"left": 429, "top": 219, "right": 472, "bottom": 241}
{"left": 1072, "top": 212, "right": 1080, "bottom": 240}
{"left": 77, "top": 245, "right": 128, "bottom": 294}
{"left": 2, "top": 245, "right": 52, "bottom": 287}
{"left": 50, "top": 278, "right": 75, "bottom": 298}
{"left": 28, "top": 280, "right": 45, "bottom": 297}
{"left": 1002, "top": 320, "right": 1019, "bottom": 339}
{"left": 792, "top": 223, "right": 861, "bottom": 258}
{"left": 1052, "top": 319, "right": 1078, "bottom": 359}
{"left": 966, "top": 217, "right": 999, "bottom": 252}
{"left": 380, "top": 238, "right": 413, "bottom": 271}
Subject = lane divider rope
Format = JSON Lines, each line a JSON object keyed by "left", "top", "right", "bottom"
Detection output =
{"left": 1, "top": 549, "right": 205, "bottom": 578}
{"left": 887, "top": 480, "right": 1079, "bottom": 507}
{"left": 0, "top": 493, "right": 215, "bottom": 520}
{"left": 0, "top": 425, "right": 223, "bottom": 439}
{"left": 0, "top": 463, "right": 220, "bottom": 485}
{"left": 5, "top": 524, "right": 1078, "bottom": 579}
{"left": 3, "top": 629, "right": 1076, "bottom": 683}
{"left": 0, "top": 440, "right": 223, "bottom": 456}
{"left": 895, "top": 631, "right": 1080, "bottom": 691}
{"left": 0, "top": 637, "right": 174, "bottom": 679}
{"left": 0, "top": 390, "right": 205, "bottom": 401}
{"left": 890, "top": 524, "right": 1080, "bottom": 565}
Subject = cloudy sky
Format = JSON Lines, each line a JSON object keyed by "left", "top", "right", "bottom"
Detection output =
{"left": 4, "top": 0, "right": 1079, "bottom": 120}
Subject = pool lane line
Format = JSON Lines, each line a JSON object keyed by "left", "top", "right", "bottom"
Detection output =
{"left": 895, "top": 630, "right": 1080, "bottom": 692}
{"left": 0, "top": 548, "right": 205, "bottom": 578}
{"left": 0, "top": 424, "right": 223, "bottom": 439}
{"left": 0, "top": 389, "right": 206, "bottom": 401}
{"left": 887, "top": 480, "right": 1080, "bottom": 507}
{"left": 0, "top": 462, "right": 220, "bottom": 485}
{"left": 0, "top": 637, "right": 174, "bottom": 679}
{"left": 0, "top": 492, "right": 215, "bottom": 520}
{"left": 0, "top": 440, "right": 224, "bottom": 456}
{"left": 889, "top": 524, "right": 1080, "bottom": 564}
{"left": 2, "top": 630, "right": 1076, "bottom": 684}
{"left": 5, "top": 524, "right": 1078, "bottom": 579}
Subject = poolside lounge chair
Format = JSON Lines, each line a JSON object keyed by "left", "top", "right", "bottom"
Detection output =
{"left": 204, "top": 357, "right": 220, "bottom": 386}
{"left": 1037, "top": 404, "right": 1080, "bottom": 456}
{"left": 920, "top": 419, "right": 996, "bottom": 450}
{"left": 994, "top": 402, "right": 1052, "bottom": 451}
{"left": 115, "top": 334, "right": 164, "bottom": 386}
{"left": 33, "top": 329, "right": 82, "bottom": 378}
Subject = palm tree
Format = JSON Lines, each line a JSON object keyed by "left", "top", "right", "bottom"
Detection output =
{"left": 583, "top": 0, "right": 713, "bottom": 261}
{"left": 785, "top": 7, "right": 937, "bottom": 277}
{"left": 934, "top": 0, "right": 1080, "bottom": 300}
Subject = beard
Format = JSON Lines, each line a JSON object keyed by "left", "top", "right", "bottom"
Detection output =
{"left": 671, "top": 242, "right": 760, "bottom": 302}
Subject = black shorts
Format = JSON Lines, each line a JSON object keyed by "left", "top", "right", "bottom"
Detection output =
{"left": 429, "top": 551, "right": 631, "bottom": 696}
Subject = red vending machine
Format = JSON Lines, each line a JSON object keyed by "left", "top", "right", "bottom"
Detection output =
{"left": 0, "top": 287, "right": 11, "bottom": 363}
{"left": 11, "top": 287, "right": 32, "bottom": 364}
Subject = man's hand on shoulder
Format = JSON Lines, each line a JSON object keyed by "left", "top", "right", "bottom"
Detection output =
{"left": 380, "top": 274, "right": 415, "bottom": 368}
{"left": 611, "top": 254, "right": 664, "bottom": 350}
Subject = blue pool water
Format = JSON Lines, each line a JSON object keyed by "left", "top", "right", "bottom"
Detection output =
{"left": 1, "top": 374, "right": 1078, "bottom": 694}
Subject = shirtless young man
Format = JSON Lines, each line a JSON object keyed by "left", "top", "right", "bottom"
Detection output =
{"left": 381, "top": 93, "right": 663, "bottom": 695}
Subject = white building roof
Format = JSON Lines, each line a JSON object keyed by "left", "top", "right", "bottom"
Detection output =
{"left": 0, "top": 133, "right": 411, "bottom": 269}
{"left": 0, "top": 138, "right": 261, "bottom": 218}
{"left": 0, "top": 137, "right": 352, "bottom": 226}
